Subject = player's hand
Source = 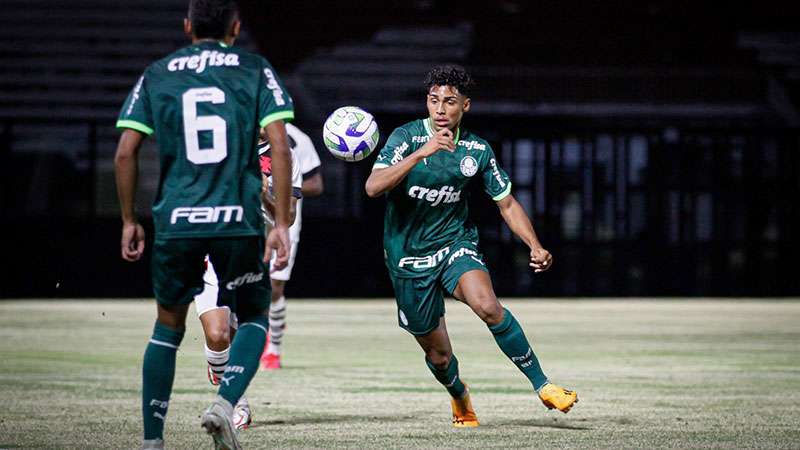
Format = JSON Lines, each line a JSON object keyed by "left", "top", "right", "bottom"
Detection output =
{"left": 266, "top": 225, "right": 291, "bottom": 272}
{"left": 418, "top": 128, "right": 456, "bottom": 157}
{"left": 121, "top": 221, "right": 145, "bottom": 262}
{"left": 530, "top": 246, "right": 553, "bottom": 273}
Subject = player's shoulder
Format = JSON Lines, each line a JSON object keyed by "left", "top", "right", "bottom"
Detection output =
{"left": 235, "top": 46, "right": 272, "bottom": 69}
{"left": 391, "top": 119, "right": 426, "bottom": 141}
{"left": 398, "top": 119, "right": 425, "bottom": 133}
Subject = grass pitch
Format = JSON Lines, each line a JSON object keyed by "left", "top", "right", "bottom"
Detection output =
{"left": 0, "top": 299, "right": 798, "bottom": 449}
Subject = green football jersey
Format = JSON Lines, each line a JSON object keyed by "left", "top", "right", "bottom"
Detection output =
{"left": 117, "top": 41, "right": 294, "bottom": 239}
{"left": 373, "top": 118, "right": 512, "bottom": 278}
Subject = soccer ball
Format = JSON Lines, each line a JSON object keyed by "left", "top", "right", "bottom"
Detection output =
{"left": 322, "top": 106, "right": 380, "bottom": 162}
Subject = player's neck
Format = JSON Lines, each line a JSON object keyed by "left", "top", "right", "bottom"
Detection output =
{"left": 191, "top": 37, "right": 235, "bottom": 47}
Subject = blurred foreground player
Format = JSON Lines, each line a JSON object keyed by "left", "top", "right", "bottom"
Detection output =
{"left": 365, "top": 65, "right": 577, "bottom": 427}
{"left": 194, "top": 130, "right": 304, "bottom": 430}
{"left": 114, "top": 0, "right": 294, "bottom": 448}
{"left": 261, "top": 123, "right": 324, "bottom": 370}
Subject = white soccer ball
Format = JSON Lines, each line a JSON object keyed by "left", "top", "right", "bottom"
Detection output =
{"left": 322, "top": 106, "right": 380, "bottom": 162}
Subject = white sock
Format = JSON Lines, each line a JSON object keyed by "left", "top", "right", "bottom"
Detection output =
{"left": 205, "top": 345, "right": 229, "bottom": 379}
{"left": 267, "top": 296, "right": 286, "bottom": 355}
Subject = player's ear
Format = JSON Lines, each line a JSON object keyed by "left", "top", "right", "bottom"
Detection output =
{"left": 230, "top": 19, "right": 241, "bottom": 39}
{"left": 183, "top": 18, "right": 192, "bottom": 38}
{"left": 462, "top": 97, "right": 471, "bottom": 113}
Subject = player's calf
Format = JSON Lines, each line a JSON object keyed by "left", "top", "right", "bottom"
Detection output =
{"left": 142, "top": 321, "right": 185, "bottom": 444}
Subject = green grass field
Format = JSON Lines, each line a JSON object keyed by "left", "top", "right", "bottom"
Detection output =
{"left": 0, "top": 299, "right": 798, "bottom": 449}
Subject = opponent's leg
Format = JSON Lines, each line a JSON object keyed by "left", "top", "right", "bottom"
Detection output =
{"left": 200, "top": 308, "right": 232, "bottom": 385}
{"left": 142, "top": 303, "right": 189, "bottom": 447}
{"left": 202, "top": 237, "right": 270, "bottom": 447}
{"left": 415, "top": 318, "right": 478, "bottom": 427}
{"left": 454, "top": 270, "right": 577, "bottom": 413}
{"left": 196, "top": 258, "right": 233, "bottom": 385}
{"left": 261, "top": 279, "right": 286, "bottom": 370}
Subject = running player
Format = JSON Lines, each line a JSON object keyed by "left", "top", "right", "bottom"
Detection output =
{"left": 114, "top": 1, "right": 294, "bottom": 448}
{"left": 194, "top": 130, "right": 304, "bottom": 430}
{"left": 364, "top": 65, "right": 578, "bottom": 427}
{"left": 261, "top": 123, "right": 324, "bottom": 370}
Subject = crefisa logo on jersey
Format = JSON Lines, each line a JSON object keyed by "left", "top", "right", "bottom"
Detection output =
{"left": 167, "top": 50, "right": 240, "bottom": 73}
{"left": 489, "top": 158, "right": 506, "bottom": 188}
{"left": 263, "top": 68, "right": 287, "bottom": 106}
{"left": 458, "top": 140, "right": 486, "bottom": 151}
{"left": 391, "top": 142, "right": 408, "bottom": 165}
{"left": 408, "top": 185, "right": 462, "bottom": 206}
{"left": 460, "top": 156, "right": 478, "bottom": 177}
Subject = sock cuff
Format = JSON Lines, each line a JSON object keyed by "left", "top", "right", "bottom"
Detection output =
{"left": 239, "top": 314, "right": 269, "bottom": 333}
{"left": 152, "top": 321, "right": 185, "bottom": 346}
{"left": 488, "top": 308, "right": 514, "bottom": 335}
{"left": 204, "top": 345, "right": 230, "bottom": 358}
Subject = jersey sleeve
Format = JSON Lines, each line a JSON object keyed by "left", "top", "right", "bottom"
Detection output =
{"left": 481, "top": 144, "right": 513, "bottom": 201}
{"left": 257, "top": 60, "right": 294, "bottom": 128}
{"left": 287, "top": 124, "right": 322, "bottom": 177}
{"left": 372, "top": 128, "right": 411, "bottom": 170}
{"left": 116, "top": 73, "right": 154, "bottom": 135}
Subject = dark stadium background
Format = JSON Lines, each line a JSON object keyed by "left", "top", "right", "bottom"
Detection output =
{"left": 1, "top": 0, "right": 799, "bottom": 298}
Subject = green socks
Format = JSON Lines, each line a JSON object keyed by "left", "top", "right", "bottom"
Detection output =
{"left": 218, "top": 315, "right": 268, "bottom": 406}
{"left": 142, "top": 321, "right": 185, "bottom": 440}
{"left": 489, "top": 308, "right": 549, "bottom": 390}
{"left": 426, "top": 354, "right": 467, "bottom": 399}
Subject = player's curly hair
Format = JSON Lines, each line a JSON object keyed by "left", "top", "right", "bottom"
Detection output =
{"left": 188, "top": 0, "right": 238, "bottom": 39}
{"left": 424, "top": 65, "right": 475, "bottom": 97}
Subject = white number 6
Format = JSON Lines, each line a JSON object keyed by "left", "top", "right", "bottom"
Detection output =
{"left": 182, "top": 87, "right": 227, "bottom": 164}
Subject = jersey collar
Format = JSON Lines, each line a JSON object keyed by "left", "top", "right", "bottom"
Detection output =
{"left": 193, "top": 39, "right": 230, "bottom": 48}
{"left": 424, "top": 118, "right": 460, "bottom": 144}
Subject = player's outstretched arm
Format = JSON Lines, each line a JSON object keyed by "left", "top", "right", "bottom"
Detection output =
{"left": 496, "top": 194, "right": 553, "bottom": 273}
{"left": 114, "top": 129, "right": 146, "bottom": 262}
{"left": 365, "top": 128, "right": 455, "bottom": 197}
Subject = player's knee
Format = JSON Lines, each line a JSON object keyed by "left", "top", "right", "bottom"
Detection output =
{"left": 473, "top": 296, "right": 503, "bottom": 325}
{"left": 204, "top": 326, "right": 230, "bottom": 348}
{"left": 426, "top": 348, "right": 452, "bottom": 369}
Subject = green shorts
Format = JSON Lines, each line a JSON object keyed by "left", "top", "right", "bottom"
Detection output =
{"left": 390, "top": 240, "right": 489, "bottom": 336}
{"left": 151, "top": 236, "right": 270, "bottom": 320}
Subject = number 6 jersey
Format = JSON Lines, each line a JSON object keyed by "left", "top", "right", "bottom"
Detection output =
{"left": 117, "top": 40, "right": 294, "bottom": 239}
